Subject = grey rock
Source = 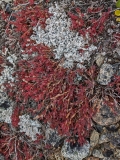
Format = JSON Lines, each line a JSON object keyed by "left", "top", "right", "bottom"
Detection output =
{"left": 45, "top": 127, "right": 62, "bottom": 147}
{"left": 92, "top": 149, "right": 104, "bottom": 159}
{"left": 99, "top": 129, "right": 120, "bottom": 148}
{"left": 99, "top": 133, "right": 109, "bottom": 144}
{"left": 0, "top": 154, "right": 4, "bottom": 160}
{"left": 92, "top": 100, "right": 120, "bottom": 126}
{"left": 97, "top": 63, "right": 114, "bottom": 85}
{"left": 114, "top": 149, "right": 120, "bottom": 159}
{"left": 61, "top": 140, "right": 90, "bottom": 160}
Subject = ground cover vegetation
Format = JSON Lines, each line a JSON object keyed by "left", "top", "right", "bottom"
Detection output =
{"left": 0, "top": 0, "right": 120, "bottom": 159}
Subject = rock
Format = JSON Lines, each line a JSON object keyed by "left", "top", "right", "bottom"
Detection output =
{"left": 109, "top": 132, "right": 120, "bottom": 148}
{"left": 96, "top": 54, "right": 105, "bottom": 67}
{"left": 114, "top": 149, "right": 120, "bottom": 159}
{"left": 97, "top": 63, "right": 114, "bottom": 85}
{"left": 48, "top": 148, "right": 67, "bottom": 160}
{"left": 61, "top": 140, "right": 90, "bottom": 160}
{"left": 5, "top": 3, "right": 12, "bottom": 14}
{"left": 109, "top": 142, "right": 116, "bottom": 150}
{"left": 103, "top": 149, "right": 114, "bottom": 158}
{"left": 0, "top": 101, "right": 10, "bottom": 109}
{"left": 0, "top": 154, "right": 4, "bottom": 160}
{"left": 106, "top": 124, "right": 119, "bottom": 132}
{"left": 45, "top": 127, "right": 62, "bottom": 147}
{"left": 92, "top": 149, "right": 104, "bottom": 159}
{"left": 92, "top": 100, "right": 120, "bottom": 126}
{"left": 1, "top": 0, "right": 12, "bottom": 3}
{"left": 99, "top": 133, "right": 109, "bottom": 144}
{"left": 99, "top": 128, "right": 120, "bottom": 148}
{"left": 93, "top": 122, "right": 103, "bottom": 133}
{"left": 90, "top": 130, "right": 99, "bottom": 147}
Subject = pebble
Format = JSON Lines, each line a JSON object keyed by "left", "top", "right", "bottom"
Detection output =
{"left": 97, "top": 63, "right": 114, "bottom": 85}
{"left": 114, "top": 149, "right": 120, "bottom": 158}
{"left": 90, "top": 130, "right": 100, "bottom": 147}
{"left": 92, "top": 149, "right": 104, "bottom": 159}
{"left": 92, "top": 100, "right": 120, "bottom": 126}
{"left": 96, "top": 54, "right": 105, "bottom": 67}
{"left": 45, "top": 127, "right": 62, "bottom": 147}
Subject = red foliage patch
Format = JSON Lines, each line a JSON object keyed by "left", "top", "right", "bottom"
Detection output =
{"left": 68, "top": 7, "right": 111, "bottom": 41}
{"left": 0, "top": 123, "right": 36, "bottom": 160}
{"left": 0, "top": 56, "right": 4, "bottom": 75}
{"left": 11, "top": 107, "right": 20, "bottom": 128}
{"left": 8, "top": 43, "right": 96, "bottom": 145}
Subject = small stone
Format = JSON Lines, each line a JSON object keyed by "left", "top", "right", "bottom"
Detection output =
{"left": 0, "top": 154, "right": 4, "bottom": 160}
{"left": 103, "top": 150, "right": 113, "bottom": 157}
{"left": 110, "top": 134, "right": 120, "bottom": 148}
{"left": 92, "top": 149, "right": 104, "bottom": 159}
{"left": 109, "top": 142, "right": 116, "bottom": 150}
{"left": 96, "top": 54, "right": 105, "bottom": 67}
{"left": 106, "top": 124, "right": 119, "bottom": 132}
{"left": 92, "top": 99, "right": 120, "bottom": 126}
{"left": 61, "top": 140, "right": 90, "bottom": 160}
{"left": 99, "top": 134, "right": 109, "bottom": 144}
{"left": 97, "top": 63, "right": 114, "bottom": 85}
{"left": 45, "top": 127, "right": 62, "bottom": 147}
{"left": 114, "top": 149, "right": 120, "bottom": 158}
{"left": 0, "top": 101, "right": 10, "bottom": 109}
{"left": 90, "top": 130, "right": 99, "bottom": 147}
{"left": 5, "top": 3, "right": 12, "bottom": 14}
{"left": 99, "top": 129, "right": 120, "bottom": 148}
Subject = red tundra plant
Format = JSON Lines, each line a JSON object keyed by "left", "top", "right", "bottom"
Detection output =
{"left": 11, "top": 107, "right": 20, "bottom": 128}
{"left": 0, "top": 56, "right": 4, "bottom": 75}
{"left": 68, "top": 7, "right": 111, "bottom": 41}
{"left": 14, "top": 0, "right": 34, "bottom": 5}
{"left": 0, "top": 123, "right": 41, "bottom": 160}
{"left": 1, "top": 0, "right": 51, "bottom": 49}
{"left": 12, "top": 5, "right": 51, "bottom": 49}
{"left": 8, "top": 43, "right": 96, "bottom": 145}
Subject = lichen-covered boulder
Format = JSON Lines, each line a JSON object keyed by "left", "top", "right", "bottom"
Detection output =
{"left": 61, "top": 140, "right": 90, "bottom": 160}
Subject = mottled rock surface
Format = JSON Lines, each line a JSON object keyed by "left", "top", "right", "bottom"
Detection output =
{"left": 97, "top": 63, "right": 114, "bottom": 85}
{"left": 61, "top": 140, "right": 90, "bottom": 160}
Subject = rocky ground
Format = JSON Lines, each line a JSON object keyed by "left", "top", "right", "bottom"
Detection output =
{"left": 0, "top": 0, "right": 120, "bottom": 160}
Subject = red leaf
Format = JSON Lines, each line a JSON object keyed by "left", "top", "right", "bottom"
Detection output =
{"left": 29, "top": 0, "right": 34, "bottom": 5}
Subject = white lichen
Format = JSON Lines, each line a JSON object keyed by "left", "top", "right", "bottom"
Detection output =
{"left": 18, "top": 114, "right": 42, "bottom": 141}
{"left": 0, "top": 106, "right": 13, "bottom": 123}
{"left": 31, "top": 3, "right": 97, "bottom": 69}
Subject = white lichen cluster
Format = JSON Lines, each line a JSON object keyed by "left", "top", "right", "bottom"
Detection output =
{"left": 31, "top": 3, "right": 97, "bottom": 69}
{"left": 18, "top": 114, "right": 42, "bottom": 141}
{"left": 0, "top": 106, "right": 13, "bottom": 123}
{"left": 0, "top": 49, "right": 17, "bottom": 86}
